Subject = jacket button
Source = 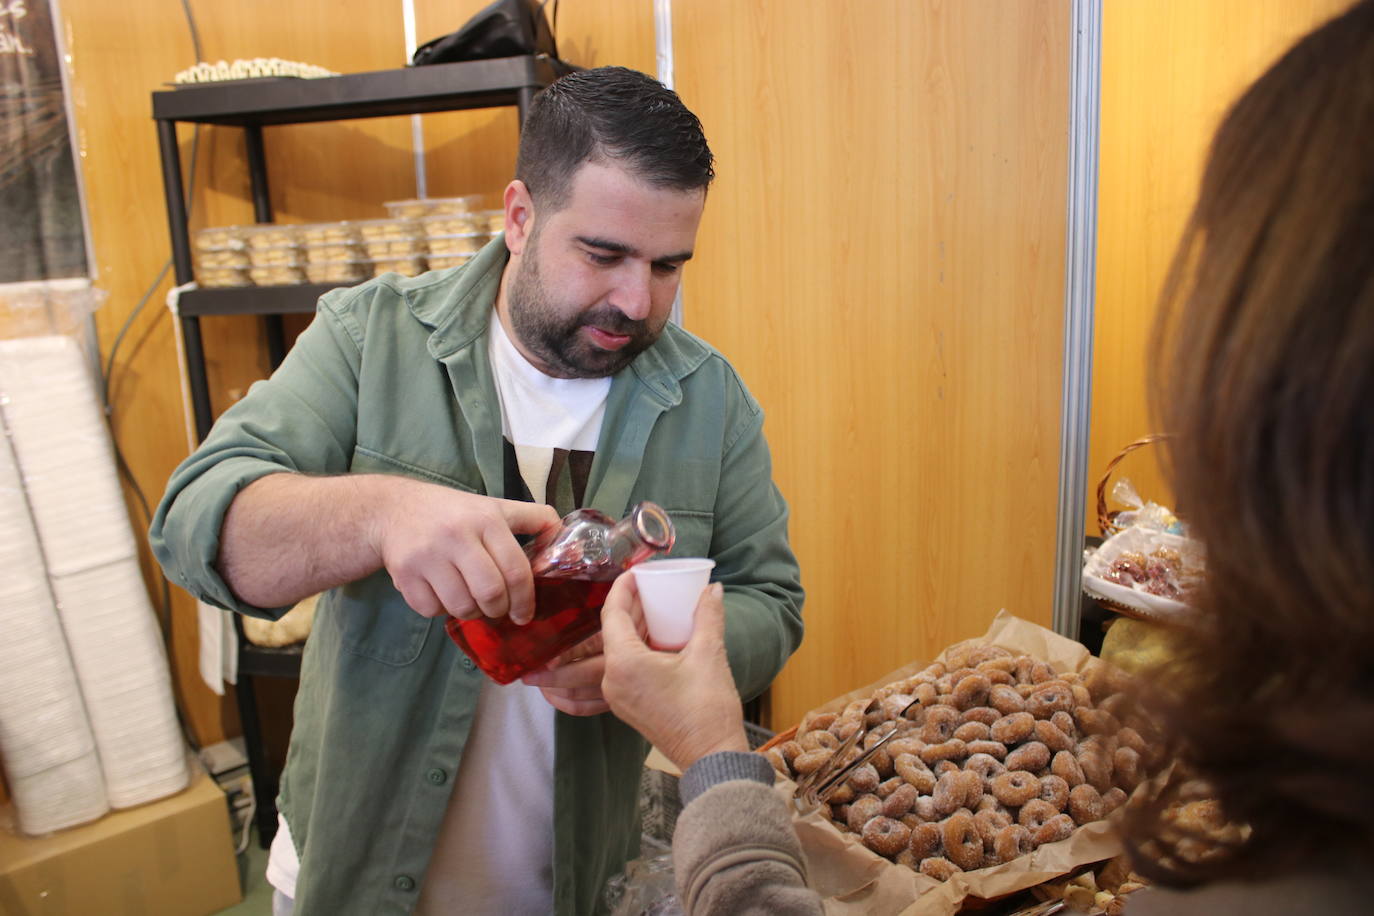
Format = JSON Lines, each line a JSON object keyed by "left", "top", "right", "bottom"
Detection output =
{"left": 427, "top": 768, "right": 447, "bottom": 785}
{"left": 394, "top": 875, "right": 416, "bottom": 892}
{"left": 461, "top": 657, "right": 475, "bottom": 671}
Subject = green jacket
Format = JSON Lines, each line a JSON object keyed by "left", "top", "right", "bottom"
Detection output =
{"left": 150, "top": 239, "right": 805, "bottom": 915}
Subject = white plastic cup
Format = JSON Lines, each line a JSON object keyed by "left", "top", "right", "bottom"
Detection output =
{"left": 631, "top": 558, "right": 716, "bottom": 650}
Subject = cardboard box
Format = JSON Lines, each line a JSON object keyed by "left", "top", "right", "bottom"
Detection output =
{"left": 0, "top": 758, "right": 241, "bottom": 916}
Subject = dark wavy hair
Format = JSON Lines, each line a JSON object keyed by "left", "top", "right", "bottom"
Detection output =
{"left": 515, "top": 66, "right": 715, "bottom": 212}
{"left": 1130, "top": 0, "right": 1374, "bottom": 886}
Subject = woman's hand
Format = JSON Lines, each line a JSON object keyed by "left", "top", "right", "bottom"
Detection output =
{"left": 599, "top": 574, "right": 750, "bottom": 771}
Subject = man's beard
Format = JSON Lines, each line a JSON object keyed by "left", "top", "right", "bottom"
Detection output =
{"left": 506, "top": 235, "right": 664, "bottom": 379}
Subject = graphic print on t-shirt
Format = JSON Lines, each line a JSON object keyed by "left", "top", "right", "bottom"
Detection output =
{"left": 503, "top": 441, "right": 595, "bottom": 518}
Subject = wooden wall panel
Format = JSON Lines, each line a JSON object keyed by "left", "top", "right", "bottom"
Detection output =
{"left": 673, "top": 1, "right": 1072, "bottom": 731}
{"left": 1089, "top": 0, "right": 1354, "bottom": 531}
{"left": 55, "top": 0, "right": 657, "bottom": 751}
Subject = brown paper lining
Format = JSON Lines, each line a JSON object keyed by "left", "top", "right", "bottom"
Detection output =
{"left": 772, "top": 610, "right": 1127, "bottom": 915}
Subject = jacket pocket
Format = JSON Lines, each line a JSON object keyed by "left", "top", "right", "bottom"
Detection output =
{"left": 331, "top": 571, "right": 435, "bottom": 667}
{"left": 664, "top": 509, "right": 714, "bottom": 559}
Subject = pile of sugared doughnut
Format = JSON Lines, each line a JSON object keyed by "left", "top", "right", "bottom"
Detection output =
{"left": 765, "top": 645, "right": 1152, "bottom": 881}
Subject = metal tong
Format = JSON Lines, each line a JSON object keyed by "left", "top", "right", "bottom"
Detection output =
{"left": 793, "top": 695, "right": 923, "bottom": 814}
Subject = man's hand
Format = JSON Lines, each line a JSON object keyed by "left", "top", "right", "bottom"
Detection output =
{"left": 598, "top": 575, "right": 750, "bottom": 770}
{"left": 370, "top": 478, "right": 560, "bottom": 624}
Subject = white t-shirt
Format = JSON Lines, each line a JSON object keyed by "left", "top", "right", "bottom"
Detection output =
{"left": 267, "top": 312, "right": 609, "bottom": 912}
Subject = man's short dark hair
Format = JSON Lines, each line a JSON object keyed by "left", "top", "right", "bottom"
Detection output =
{"left": 516, "top": 66, "right": 715, "bottom": 212}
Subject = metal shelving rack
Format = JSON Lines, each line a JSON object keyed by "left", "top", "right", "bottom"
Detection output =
{"left": 151, "top": 54, "right": 555, "bottom": 848}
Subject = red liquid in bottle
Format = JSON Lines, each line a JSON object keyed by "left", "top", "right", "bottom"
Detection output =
{"left": 445, "top": 575, "right": 614, "bottom": 684}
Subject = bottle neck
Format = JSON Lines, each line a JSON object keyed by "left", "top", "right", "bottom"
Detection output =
{"left": 606, "top": 502, "right": 675, "bottom": 570}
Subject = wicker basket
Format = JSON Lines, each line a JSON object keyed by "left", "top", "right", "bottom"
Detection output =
{"left": 1094, "top": 433, "right": 1168, "bottom": 537}
{"left": 1088, "top": 433, "right": 1195, "bottom": 623}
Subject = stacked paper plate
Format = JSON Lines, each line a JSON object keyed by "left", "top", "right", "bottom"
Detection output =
{"left": 0, "top": 336, "right": 187, "bottom": 810}
{"left": 0, "top": 420, "right": 108, "bottom": 834}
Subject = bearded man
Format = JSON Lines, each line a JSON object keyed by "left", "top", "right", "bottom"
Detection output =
{"left": 150, "top": 66, "right": 803, "bottom": 916}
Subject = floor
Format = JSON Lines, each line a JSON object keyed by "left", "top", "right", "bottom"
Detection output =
{"left": 215, "top": 823, "right": 273, "bottom": 916}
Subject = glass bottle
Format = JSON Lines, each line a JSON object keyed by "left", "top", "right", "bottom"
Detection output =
{"left": 445, "top": 501, "right": 675, "bottom": 684}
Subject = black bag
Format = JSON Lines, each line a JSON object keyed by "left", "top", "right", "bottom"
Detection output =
{"left": 410, "top": 0, "right": 572, "bottom": 72}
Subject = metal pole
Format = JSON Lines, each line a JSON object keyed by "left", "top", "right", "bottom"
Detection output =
{"left": 1051, "top": 0, "right": 1103, "bottom": 639}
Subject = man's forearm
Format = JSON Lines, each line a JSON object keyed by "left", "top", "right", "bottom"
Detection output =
{"left": 218, "top": 472, "right": 386, "bottom": 609}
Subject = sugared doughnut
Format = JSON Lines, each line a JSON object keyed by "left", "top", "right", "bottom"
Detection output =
{"left": 846, "top": 794, "right": 884, "bottom": 832}
{"left": 978, "top": 653, "right": 1017, "bottom": 672}
{"left": 953, "top": 674, "right": 992, "bottom": 710}
{"left": 828, "top": 783, "right": 856, "bottom": 805}
{"left": 976, "top": 794, "right": 1002, "bottom": 814}
{"left": 1068, "top": 783, "right": 1105, "bottom": 824}
{"left": 959, "top": 706, "right": 1002, "bottom": 727}
{"left": 885, "top": 737, "right": 925, "bottom": 760}
{"left": 1038, "top": 774, "right": 1070, "bottom": 811}
{"left": 913, "top": 796, "right": 940, "bottom": 822}
{"left": 793, "top": 748, "right": 833, "bottom": 775}
{"left": 966, "top": 740, "right": 1008, "bottom": 760}
{"left": 848, "top": 763, "right": 880, "bottom": 794}
{"left": 912, "top": 681, "right": 940, "bottom": 708}
{"left": 933, "top": 759, "right": 960, "bottom": 778}
{"left": 779, "top": 740, "right": 804, "bottom": 766}
{"left": 1029, "top": 660, "right": 1056, "bottom": 684}
{"left": 989, "top": 684, "right": 1027, "bottom": 715}
{"left": 1017, "top": 798, "right": 1060, "bottom": 831}
{"left": 801, "top": 728, "right": 840, "bottom": 751}
{"left": 1051, "top": 710, "right": 1078, "bottom": 739}
{"left": 953, "top": 721, "right": 991, "bottom": 743}
{"left": 920, "top": 705, "right": 961, "bottom": 743}
{"left": 1077, "top": 742, "right": 1114, "bottom": 793}
{"left": 963, "top": 752, "right": 1005, "bottom": 785}
{"left": 908, "top": 821, "right": 943, "bottom": 859}
{"left": 957, "top": 770, "right": 985, "bottom": 810}
{"left": 1114, "top": 746, "right": 1143, "bottom": 791}
{"left": 933, "top": 769, "right": 983, "bottom": 815}
{"left": 1026, "top": 682, "right": 1076, "bottom": 719}
{"left": 882, "top": 783, "right": 919, "bottom": 818}
{"left": 765, "top": 746, "right": 788, "bottom": 775}
{"left": 894, "top": 753, "right": 935, "bottom": 793}
{"left": 993, "top": 824, "right": 1033, "bottom": 863}
{"left": 869, "top": 748, "right": 895, "bottom": 778}
{"left": 1116, "top": 726, "right": 1148, "bottom": 756}
{"left": 1101, "top": 786, "right": 1129, "bottom": 815}
{"left": 862, "top": 816, "right": 912, "bottom": 858}
{"left": 974, "top": 807, "right": 1011, "bottom": 846}
{"left": 991, "top": 770, "right": 1040, "bottom": 807}
{"left": 1051, "top": 749, "right": 1085, "bottom": 786}
{"left": 991, "top": 712, "right": 1036, "bottom": 745}
{"left": 976, "top": 655, "right": 1018, "bottom": 675}
{"left": 876, "top": 776, "right": 904, "bottom": 799}
{"left": 967, "top": 645, "right": 1013, "bottom": 666}
{"left": 1034, "top": 719, "right": 1075, "bottom": 753}
{"left": 1033, "top": 812, "right": 1076, "bottom": 845}
{"left": 920, "top": 738, "right": 968, "bottom": 766}
{"left": 803, "top": 712, "right": 837, "bottom": 733}
{"left": 942, "top": 811, "right": 984, "bottom": 871}
{"left": 1076, "top": 706, "right": 1122, "bottom": 737}
{"left": 880, "top": 693, "right": 915, "bottom": 722}
{"left": 1005, "top": 740, "right": 1051, "bottom": 773}
{"left": 919, "top": 856, "right": 962, "bottom": 881}
{"left": 831, "top": 717, "right": 863, "bottom": 741}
